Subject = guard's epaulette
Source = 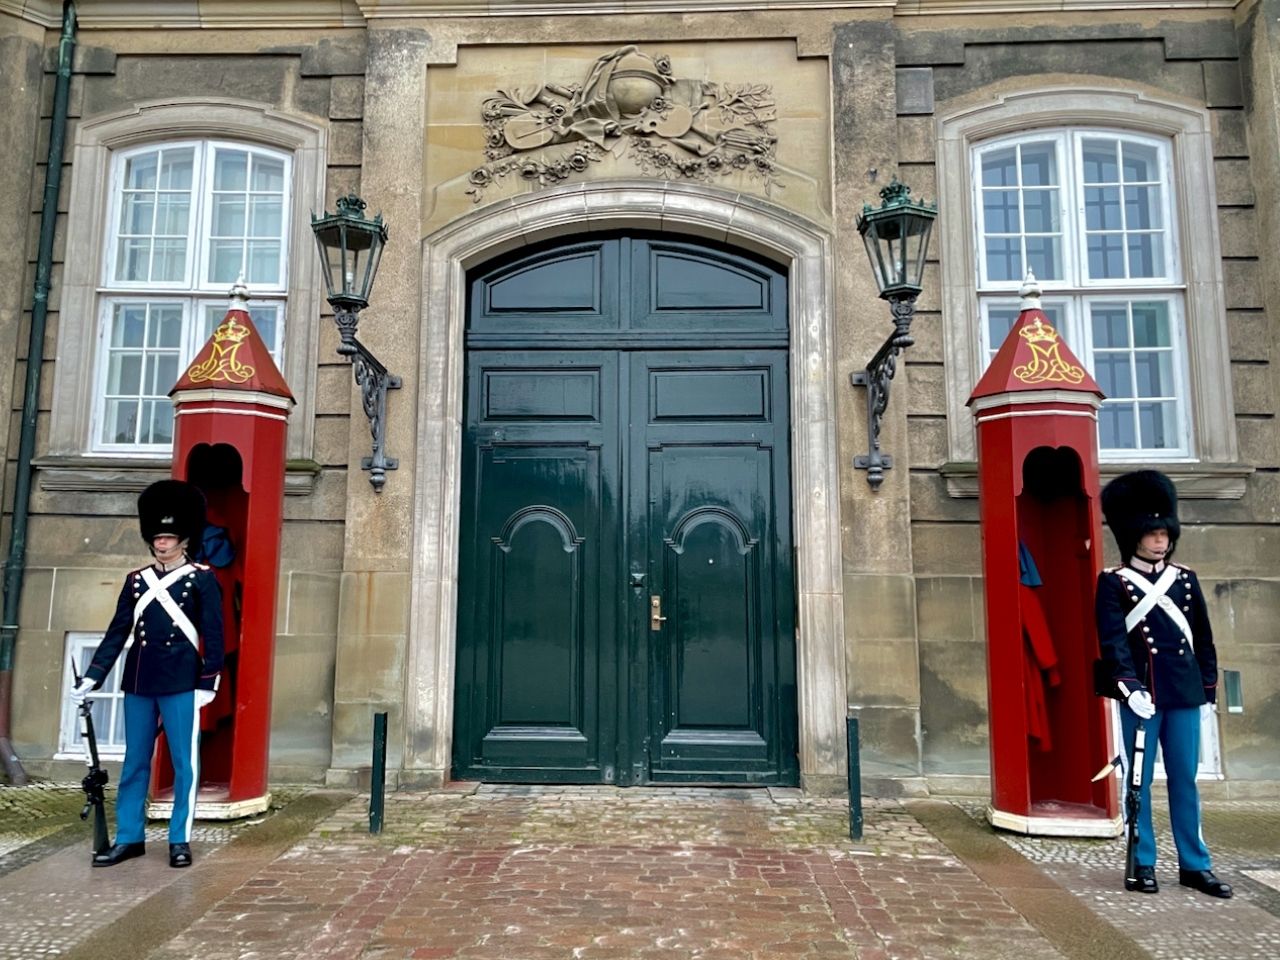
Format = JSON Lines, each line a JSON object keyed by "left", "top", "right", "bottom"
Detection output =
{"left": 127, "top": 566, "right": 147, "bottom": 578}
{"left": 1105, "top": 565, "right": 1124, "bottom": 574}
{"left": 191, "top": 562, "right": 211, "bottom": 571}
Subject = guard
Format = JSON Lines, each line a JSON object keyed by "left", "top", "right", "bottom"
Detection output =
{"left": 1096, "top": 470, "right": 1232, "bottom": 898}
{"left": 68, "top": 480, "right": 224, "bottom": 868}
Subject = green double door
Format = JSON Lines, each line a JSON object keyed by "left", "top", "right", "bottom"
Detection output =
{"left": 452, "top": 234, "right": 798, "bottom": 786}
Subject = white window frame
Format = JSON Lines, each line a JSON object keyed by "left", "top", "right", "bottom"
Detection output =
{"left": 936, "top": 87, "right": 1239, "bottom": 491}
{"left": 103, "top": 140, "right": 293, "bottom": 296}
{"left": 49, "top": 99, "right": 327, "bottom": 466}
{"left": 57, "top": 633, "right": 127, "bottom": 760}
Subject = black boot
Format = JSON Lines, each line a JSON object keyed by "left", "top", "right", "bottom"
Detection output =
{"left": 169, "top": 842, "right": 193, "bottom": 868}
{"left": 1179, "top": 869, "right": 1233, "bottom": 898}
{"left": 92, "top": 842, "right": 145, "bottom": 867}
{"left": 1125, "top": 865, "right": 1158, "bottom": 893}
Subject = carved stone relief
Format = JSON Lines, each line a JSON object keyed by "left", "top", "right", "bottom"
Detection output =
{"left": 466, "top": 45, "right": 780, "bottom": 201}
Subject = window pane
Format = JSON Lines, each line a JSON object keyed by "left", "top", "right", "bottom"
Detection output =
{"left": 1122, "top": 142, "right": 1160, "bottom": 183}
{"left": 1138, "top": 401, "right": 1177, "bottom": 449}
{"left": 152, "top": 306, "right": 184, "bottom": 348}
{"left": 117, "top": 238, "right": 151, "bottom": 282}
{"left": 152, "top": 239, "right": 187, "bottom": 282}
{"left": 1022, "top": 189, "right": 1059, "bottom": 233}
{"left": 248, "top": 306, "right": 280, "bottom": 354}
{"left": 1131, "top": 302, "right": 1170, "bottom": 347}
{"left": 982, "top": 147, "right": 1018, "bottom": 187}
{"left": 987, "top": 307, "right": 1019, "bottom": 353}
{"left": 209, "top": 239, "right": 245, "bottom": 284}
{"left": 249, "top": 198, "right": 282, "bottom": 238}
{"left": 214, "top": 151, "right": 248, "bottom": 191}
{"left": 1127, "top": 235, "right": 1162, "bottom": 278}
{"left": 1084, "top": 186, "right": 1122, "bottom": 231}
{"left": 251, "top": 156, "right": 286, "bottom": 192}
{"left": 1082, "top": 139, "right": 1119, "bottom": 183}
{"left": 120, "top": 194, "right": 154, "bottom": 235}
{"left": 1094, "top": 353, "right": 1134, "bottom": 398}
{"left": 211, "top": 196, "right": 246, "bottom": 236}
{"left": 985, "top": 237, "right": 1022, "bottom": 282}
{"left": 111, "top": 305, "right": 147, "bottom": 347}
{"left": 1019, "top": 143, "right": 1058, "bottom": 186}
{"left": 1024, "top": 237, "right": 1060, "bottom": 280}
{"left": 1135, "top": 351, "right": 1175, "bottom": 397}
{"left": 106, "top": 353, "right": 142, "bottom": 394}
{"left": 1124, "top": 185, "right": 1162, "bottom": 230}
{"left": 103, "top": 399, "right": 138, "bottom": 444}
{"left": 155, "top": 194, "right": 190, "bottom": 236}
{"left": 246, "top": 241, "right": 281, "bottom": 284}
{"left": 148, "top": 402, "right": 174, "bottom": 445}
{"left": 158, "top": 148, "right": 194, "bottom": 190}
{"left": 1099, "top": 404, "right": 1137, "bottom": 450}
{"left": 124, "top": 152, "right": 158, "bottom": 190}
{"left": 1092, "top": 307, "right": 1130, "bottom": 348}
{"left": 1088, "top": 234, "right": 1125, "bottom": 279}
{"left": 983, "top": 190, "right": 1019, "bottom": 234}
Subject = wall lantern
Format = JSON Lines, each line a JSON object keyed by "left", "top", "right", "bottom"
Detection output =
{"left": 850, "top": 178, "right": 938, "bottom": 490}
{"left": 311, "top": 194, "right": 400, "bottom": 492}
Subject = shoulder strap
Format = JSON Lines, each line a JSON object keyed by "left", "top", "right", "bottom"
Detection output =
{"left": 1114, "top": 565, "right": 1193, "bottom": 651}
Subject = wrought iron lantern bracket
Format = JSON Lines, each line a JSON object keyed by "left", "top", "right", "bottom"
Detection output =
{"left": 850, "top": 293, "right": 919, "bottom": 491}
{"left": 312, "top": 194, "right": 398, "bottom": 492}
{"left": 333, "top": 304, "right": 401, "bottom": 493}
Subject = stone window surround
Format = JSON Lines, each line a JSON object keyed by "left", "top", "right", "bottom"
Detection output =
{"left": 937, "top": 86, "right": 1247, "bottom": 499}
{"left": 404, "top": 180, "right": 849, "bottom": 793}
{"left": 47, "top": 98, "right": 327, "bottom": 481}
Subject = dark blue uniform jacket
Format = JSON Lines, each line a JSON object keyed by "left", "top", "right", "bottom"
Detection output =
{"left": 1095, "top": 561, "right": 1217, "bottom": 709}
{"left": 86, "top": 563, "right": 224, "bottom": 696}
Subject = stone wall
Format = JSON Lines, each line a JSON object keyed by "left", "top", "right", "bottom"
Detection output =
{"left": 2, "top": 6, "right": 1276, "bottom": 791}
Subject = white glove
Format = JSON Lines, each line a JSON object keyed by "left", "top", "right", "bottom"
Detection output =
{"left": 1127, "top": 690, "right": 1156, "bottom": 720}
{"left": 195, "top": 688, "right": 217, "bottom": 709}
{"left": 69, "top": 677, "right": 95, "bottom": 705}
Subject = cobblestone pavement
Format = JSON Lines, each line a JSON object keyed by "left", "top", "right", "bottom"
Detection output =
{"left": 1, "top": 782, "right": 1277, "bottom": 959}
{"left": 0, "top": 784, "right": 304, "bottom": 960}
{"left": 954, "top": 796, "right": 1280, "bottom": 960}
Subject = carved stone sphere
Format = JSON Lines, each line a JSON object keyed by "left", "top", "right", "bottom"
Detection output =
{"left": 609, "top": 50, "right": 667, "bottom": 117}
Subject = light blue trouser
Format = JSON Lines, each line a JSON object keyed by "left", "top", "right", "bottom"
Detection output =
{"left": 1120, "top": 705, "right": 1212, "bottom": 872}
{"left": 117, "top": 691, "right": 200, "bottom": 845}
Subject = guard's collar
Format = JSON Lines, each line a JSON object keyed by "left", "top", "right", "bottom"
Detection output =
{"left": 1128, "top": 556, "right": 1166, "bottom": 575}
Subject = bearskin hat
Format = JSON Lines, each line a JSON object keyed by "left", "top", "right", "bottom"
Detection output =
{"left": 137, "top": 479, "right": 206, "bottom": 545}
{"left": 1100, "top": 470, "right": 1180, "bottom": 561}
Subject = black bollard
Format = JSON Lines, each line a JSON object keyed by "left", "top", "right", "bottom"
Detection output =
{"left": 370, "top": 711, "right": 388, "bottom": 834}
{"left": 846, "top": 715, "right": 863, "bottom": 840}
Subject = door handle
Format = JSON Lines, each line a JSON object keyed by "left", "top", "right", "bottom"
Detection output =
{"left": 649, "top": 595, "right": 667, "bottom": 631}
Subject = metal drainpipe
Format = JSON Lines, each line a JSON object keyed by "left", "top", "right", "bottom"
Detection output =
{"left": 0, "top": 1, "right": 77, "bottom": 785}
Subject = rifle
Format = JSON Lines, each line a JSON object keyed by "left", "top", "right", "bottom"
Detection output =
{"left": 1123, "top": 721, "right": 1147, "bottom": 890}
{"left": 70, "top": 659, "right": 112, "bottom": 856}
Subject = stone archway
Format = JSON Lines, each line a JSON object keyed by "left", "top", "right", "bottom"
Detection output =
{"left": 404, "top": 180, "right": 847, "bottom": 793}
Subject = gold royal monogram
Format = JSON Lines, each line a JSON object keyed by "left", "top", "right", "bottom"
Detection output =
{"left": 188, "top": 316, "right": 256, "bottom": 384}
{"left": 1012, "top": 317, "right": 1085, "bottom": 385}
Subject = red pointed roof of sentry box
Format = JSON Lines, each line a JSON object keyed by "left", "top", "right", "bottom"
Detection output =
{"left": 968, "top": 273, "right": 1103, "bottom": 405}
{"left": 170, "top": 282, "right": 294, "bottom": 402}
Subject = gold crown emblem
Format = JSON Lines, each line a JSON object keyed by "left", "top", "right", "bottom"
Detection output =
{"left": 1018, "top": 317, "right": 1060, "bottom": 344}
{"left": 212, "top": 316, "right": 250, "bottom": 344}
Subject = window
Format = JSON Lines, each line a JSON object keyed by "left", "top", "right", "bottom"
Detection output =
{"left": 57, "top": 633, "right": 127, "bottom": 759}
{"left": 973, "top": 130, "right": 1190, "bottom": 458}
{"left": 936, "top": 88, "right": 1239, "bottom": 490}
{"left": 93, "top": 141, "right": 290, "bottom": 453}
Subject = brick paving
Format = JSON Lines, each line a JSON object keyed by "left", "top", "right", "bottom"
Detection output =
{"left": 147, "top": 787, "right": 1064, "bottom": 960}
{"left": 0, "top": 781, "right": 1277, "bottom": 959}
